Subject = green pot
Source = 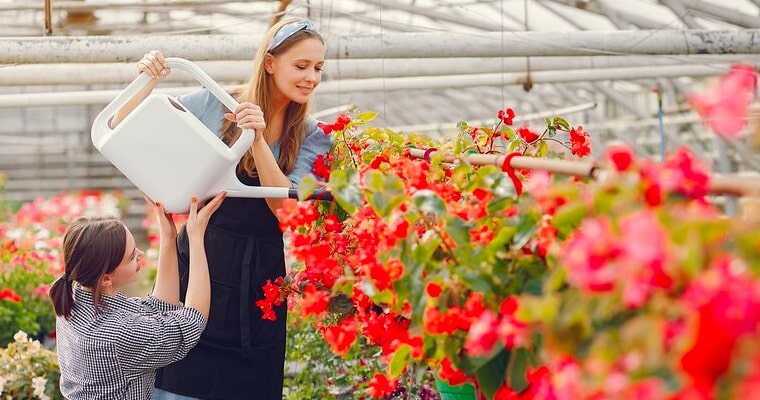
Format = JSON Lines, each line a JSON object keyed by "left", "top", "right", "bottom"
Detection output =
{"left": 434, "top": 376, "right": 477, "bottom": 400}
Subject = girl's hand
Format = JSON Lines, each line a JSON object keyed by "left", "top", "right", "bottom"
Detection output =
{"left": 186, "top": 191, "right": 227, "bottom": 240}
{"left": 138, "top": 50, "right": 171, "bottom": 81}
{"left": 143, "top": 194, "right": 177, "bottom": 240}
{"left": 224, "top": 102, "right": 265, "bottom": 142}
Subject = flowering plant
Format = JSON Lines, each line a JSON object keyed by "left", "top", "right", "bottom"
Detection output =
{"left": 0, "top": 330, "right": 62, "bottom": 400}
{"left": 256, "top": 107, "right": 594, "bottom": 398}
{"left": 256, "top": 64, "right": 760, "bottom": 399}
{"left": 0, "top": 190, "right": 125, "bottom": 346}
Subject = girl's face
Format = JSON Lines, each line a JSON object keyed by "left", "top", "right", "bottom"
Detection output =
{"left": 267, "top": 37, "right": 325, "bottom": 105}
{"left": 105, "top": 230, "right": 144, "bottom": 291}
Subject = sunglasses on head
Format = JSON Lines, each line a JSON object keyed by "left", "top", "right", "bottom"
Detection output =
{"left": 268, "top": 19, "right": 317, "bottom": 52}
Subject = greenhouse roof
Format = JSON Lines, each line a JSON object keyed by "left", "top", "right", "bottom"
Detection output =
{"left": 1, "top": 0, "right": 759, "bottom": 172}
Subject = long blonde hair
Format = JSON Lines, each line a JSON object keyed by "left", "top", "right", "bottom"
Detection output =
{"left": 221, "top": 17, "right": 324, "bottom": 177}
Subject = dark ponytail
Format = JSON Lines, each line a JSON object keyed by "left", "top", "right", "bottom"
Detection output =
{"left": 49, "top": 273, "right": 74, "bottom": 319}
{"left": 49, "top": 216, "right": 127, "bottom": 319}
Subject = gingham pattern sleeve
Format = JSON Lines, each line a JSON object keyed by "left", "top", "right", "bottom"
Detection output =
{"left": 115, "top": 306, "right": 206, "bottom": 371}
{"left": 144, "top": 294, "right": 183, "bottom": 314}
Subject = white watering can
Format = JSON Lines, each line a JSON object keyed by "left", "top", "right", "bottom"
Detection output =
{"left": 91, "top": 57, "right": 330, "bottom": 213}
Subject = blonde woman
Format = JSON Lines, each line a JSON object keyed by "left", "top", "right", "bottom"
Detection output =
{"left": 112, "top": 17, "right": 331, "bottom": 400}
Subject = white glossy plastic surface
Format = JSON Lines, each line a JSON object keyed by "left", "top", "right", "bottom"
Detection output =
{"left": 91, "top": 58, "right": 289, "bottom": 213}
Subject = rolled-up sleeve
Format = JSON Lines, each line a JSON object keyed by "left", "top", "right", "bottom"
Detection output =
{"left": 143, "top": 295, "right": 183, "bottom": 314}
{"left": 287, "top": 120, "right": 334, "bottom": 187}
{"left": 116, "top": 307, "right": 206, "bottom": 370}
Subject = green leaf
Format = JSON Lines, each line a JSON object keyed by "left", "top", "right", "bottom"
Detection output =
{"left": 552, "top": 116, "right": 571, "bottom": 131}
{"left": 329, "top": 169, "right": 362, "bottom": 215}
{"left": 508, "top": 139, "right": 521, "bottom": 153}
{"left": 354, "top": 111, "right": 378, "bottom": 124}
{"left": 552, "top": 203, "right": 588, "bottom": 237}
{"left": 461, "top": 271, "right": 493, "bottom": 294}
{"left": 363, "top": 170, "right": 406, "bottom": 218}
{"left": 297, "top": 174, "right": 318, "bottom": 200}
{"left": 512, "top": 215, "right": 538, "bottom": 250}
{"left": 473, "top": 349, "right": 510, "bottom": 398}
{"left": 508, "top": 348, "right": 532, "bottom": 392}
{"left": 412, "top": 190, "right": 447, "bottom": 216}
{"left": 537, "top": 140, "right": 549, "bottom": 157}
{"left": 444, "top": 216, "right": 472, "bottom": 250}
{"left": 389, "top": 344, "right": 412, "bottom": 378}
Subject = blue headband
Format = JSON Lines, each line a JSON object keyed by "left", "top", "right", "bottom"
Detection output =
{"left": 268, "top": 19, "right": 317, "bottom": 52}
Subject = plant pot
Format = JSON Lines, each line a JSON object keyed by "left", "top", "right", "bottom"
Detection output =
{"left": 434, "top": 376, "right": 477, "bottom": 400}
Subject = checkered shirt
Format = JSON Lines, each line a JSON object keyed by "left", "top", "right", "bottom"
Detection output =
{"left": 56, "top": 286, "right": 206, "bottom": 400}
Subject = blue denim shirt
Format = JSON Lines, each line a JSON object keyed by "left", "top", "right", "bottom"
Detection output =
{"left": 177, "top": 88, "right": 332, "bottom": 186}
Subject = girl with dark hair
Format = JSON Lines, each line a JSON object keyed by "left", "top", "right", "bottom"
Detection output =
{"left": 49, "top": 193, "right": 226, "bottom": 400}
{"left": 111, "top": 16, "right": 332, "bottom": 400}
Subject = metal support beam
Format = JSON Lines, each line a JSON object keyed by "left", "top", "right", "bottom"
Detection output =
{"left": 659, "top": 0, "right": 703, "bottom": 29}
{"left": 548, "top": 0, "right": 675, "bottom": 29}
{"left": 0, "top": 64, "right": 737, "bottom": 108}
{"left": 0, "top": 0, "right": 262, "bottom": 11}
{"left": 358, "top": 0, "right": 505, "bottom": 31}
{"left": 4, "top": 55, "right": 757, "bottom": 86}
{"left": 666, "top": 0, "right": 760, "bottom": 28}
{"left": 2, "top": 29, "right": 759, "bottom": 63}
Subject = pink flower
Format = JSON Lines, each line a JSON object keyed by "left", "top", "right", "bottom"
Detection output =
{"left": 688, "top": 63, "right": 757, "bottom": 138}
{"left": 463, "top": 310, "right": 500, "bottom": 357}
{"left": 561, "top": 217, "right": 621, "bottom": 293}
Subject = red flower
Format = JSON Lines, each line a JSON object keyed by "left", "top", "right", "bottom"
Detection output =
{"left": 569, "top": 125, "right": 591, "bottom": 157}
{"left": 313, "top": 152, "right": 332, "bottom": 180}
{"left": 438, "top": 357, "right": 469, "bottom": 386}
{"left": 275, "top": 199, "right": 320, "bottom": 232}
{"left": 0, "top": 288, "right": 21, "bottom": 303}
{"left": 516, "top": 126, "right": 539, "bottom": 143}
{"left": 299, "top": 284, "right": 330, "bottom": 318}
{"left": 320, "top": 317, "right": 359, "bottom": 356}
{"left": 367, "top": 373, "right": 398, "bottom": 398}
{"left": 605, "top": 144, "right": 635, "bottom": 172}
{"left": 425, "top": 282, "right": 442, "bottom": 298}
{"left": 498, "top": 108, "right": 516, "bottom": 125}
{"left": 463, "top": 310, "right": 500, "bottom": 357}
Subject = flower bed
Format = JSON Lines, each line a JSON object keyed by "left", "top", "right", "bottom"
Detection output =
{"left": 257, "top": 64, "right": 760, "bottom": 399}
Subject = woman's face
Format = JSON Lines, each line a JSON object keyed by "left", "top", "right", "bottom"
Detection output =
{"left": 106, "top": 229, "right": 144, "bottom": 291}
{"left": 267, "top": 37, "right": 325, "bottom": 105}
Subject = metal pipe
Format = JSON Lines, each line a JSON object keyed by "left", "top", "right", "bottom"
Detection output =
{"left": 0, "top": 64, "right": 737, "bottom": 108}
{"left": 2, "top": 29, "right": 759, "bottom": 63}
{"left": 408, "top": 148, "right": 760, "bottom": 197}
{"left": 4, "top": 55, "right": 758, "bottom": 86}
{"left": 0, "top": 0, "right": 253, "bottom": 12}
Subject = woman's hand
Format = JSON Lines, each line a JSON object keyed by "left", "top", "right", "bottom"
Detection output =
{"left": 137, "top": 50, "right": 171, "bottom": 81}
{"left": 186, "top": 191, "right": 227, "bottom": 240}
{"left": 224, "top": 102, "right": 265, "bottom": 142}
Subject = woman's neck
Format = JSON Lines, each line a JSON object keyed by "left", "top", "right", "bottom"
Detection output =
{"left": 265, "top": 101, "right": 288, "bottom": 143}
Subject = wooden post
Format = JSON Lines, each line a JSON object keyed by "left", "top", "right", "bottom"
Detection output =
{"left": 44, "top": 0, "right": 53, "bottom": 35}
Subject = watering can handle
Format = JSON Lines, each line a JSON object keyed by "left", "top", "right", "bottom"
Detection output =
{"left": 91, "top": 57, "right": 254, "bottom": 159}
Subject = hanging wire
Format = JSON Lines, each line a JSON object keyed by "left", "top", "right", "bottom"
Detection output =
{"left": 523, "top": 0, "right": 533, "bottom": 92}
{"left": 655, "top": 84, "right": 666, "bottom": 162}
{"left": 500, "top": 0, "right": 506, "bottom": 103}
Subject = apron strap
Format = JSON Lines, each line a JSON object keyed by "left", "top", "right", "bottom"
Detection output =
{"left": 239, "top": 235, "right": 256, "bottom": 359}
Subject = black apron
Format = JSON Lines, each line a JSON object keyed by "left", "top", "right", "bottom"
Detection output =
{"left": 155, "top": 174, "right": 287, "bottom": 400}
